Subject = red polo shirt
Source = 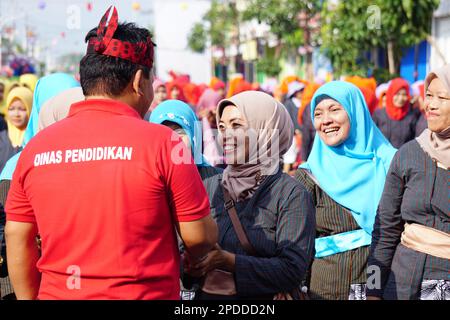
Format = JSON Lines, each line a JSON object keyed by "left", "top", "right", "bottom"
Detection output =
{"left": 6, "top": 99, "right": 210, "bottom": 300}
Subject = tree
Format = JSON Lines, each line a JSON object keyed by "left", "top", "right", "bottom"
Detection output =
{"left": 187, "top": 0, "right": 237, "bottom": 53}
{"left": 187, "top": 0, "right": 241, "bottom": 73}
{"left": 320, "top": 0, "right": 440, "bottom": 77}
{"left": 378, "top": 0, "right": 440, "bottom": 74}
{"left": 187, "top": 23, "right": 207, "bottom": 53}
{"left": 320, "top": 1, "right": 375, "bottom": 77}
{"left": 242, "top": 0, "right": 322, "bottom": 80}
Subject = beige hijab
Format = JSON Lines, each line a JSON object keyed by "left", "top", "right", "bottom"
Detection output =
{"left": 216, "top": 91, "right": 294, "bottom": 202}
{"left": 416, "top": 65, "right": 450, "bottom": 169}
{"left": 38, "top": 87, "right": 85, "bottom": 132}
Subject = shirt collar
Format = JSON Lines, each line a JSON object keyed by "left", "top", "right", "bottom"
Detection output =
{"left": 69, "top": 99, "right": 142, "bottom": 119}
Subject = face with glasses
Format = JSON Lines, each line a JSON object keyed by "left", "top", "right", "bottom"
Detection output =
{"left": 424, "top": 77, "right": 450, "bottom": 133}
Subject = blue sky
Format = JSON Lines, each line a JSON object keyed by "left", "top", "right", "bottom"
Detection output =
{"left": 0, "top": 0, "right": 155, "bottom": 58}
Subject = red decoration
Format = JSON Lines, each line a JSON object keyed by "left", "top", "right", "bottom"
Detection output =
{"left": 86, "top": 6, "right": 155, "bottom": 69}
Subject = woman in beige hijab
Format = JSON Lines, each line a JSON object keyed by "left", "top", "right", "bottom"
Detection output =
{"left": 367, "top": 65, "right": 450, "bottom": 300}
{"left": 38, "top": 87, "right": 84, "bottom": 131}
{"left": 184, "top": 91, "right": 315, "bottom": 300}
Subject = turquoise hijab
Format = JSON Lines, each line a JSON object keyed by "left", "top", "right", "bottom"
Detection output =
{"left": 301, "top": 81, "right": 397, "bottom": 258}
{"left": 149, "top": 100, "right": 209, "bottom": 167}
{"left": 0, "top": 73, "right": 80, "bottom": 181}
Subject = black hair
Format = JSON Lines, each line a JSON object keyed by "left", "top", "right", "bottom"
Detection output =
{"left": 80, "top": 22, "right": 153, "bottom": 97}
{"left": 162, "top": 120, "right": 183, "bottom": 131}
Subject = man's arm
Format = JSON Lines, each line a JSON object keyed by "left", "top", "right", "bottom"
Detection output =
{"left": 160, "top": 132, "right": 218, "bottom": 262}
{"left": 178, "top": 215, "right": 218, "bottom": 262}
{"left": 5, "top": 221, "right": 40, "bottom": 300}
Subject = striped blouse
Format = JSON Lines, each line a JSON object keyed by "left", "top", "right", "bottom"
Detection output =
{"left": 367, "top": 140, "right": 449, "bottom": 299}
{"left": 295, "top": 169, "right": 370, "bottom": 300}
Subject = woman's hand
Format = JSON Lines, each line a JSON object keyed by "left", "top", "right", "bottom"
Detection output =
{"left": 185, "top": 244, "right": 235, "bottom": 277}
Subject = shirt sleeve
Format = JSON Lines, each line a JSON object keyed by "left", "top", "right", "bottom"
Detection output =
{"left": 366, "top": 151, "right": 405, "bottom": 298}
{"left": 5, "top": 155, "right": 36, "bottom": 224}
{"left": 158, "top": 132, "right": 210, "bottom": 223}
{"left": 234, "top": 186, "right": 316, "bottom": 296}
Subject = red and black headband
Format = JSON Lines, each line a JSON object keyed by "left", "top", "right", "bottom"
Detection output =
{"left": 86, "top": 6, "right": 155, "bottom": 69}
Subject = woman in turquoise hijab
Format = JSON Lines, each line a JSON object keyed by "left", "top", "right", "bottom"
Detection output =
{"left": 295, "top": 81, "right": 397, "bottom": 300}
{"left": 0, "top": 73, "right": 80, "bottom": 181}
{"left": 149, "top": 100, "right": 221, "bottom": 181}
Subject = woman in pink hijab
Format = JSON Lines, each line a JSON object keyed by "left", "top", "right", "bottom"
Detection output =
{"left": 150, "top": 79, "right": 167, "bottom": 111}
{"left": 143, "top": 79, "right": 168, "bottom": 121}
{"left": 197, "top": 84, "right": 226, "bottom": 167}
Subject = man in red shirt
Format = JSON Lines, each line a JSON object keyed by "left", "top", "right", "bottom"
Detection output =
{"left": 4, "top": 7, "right": 217, "bottom": 300}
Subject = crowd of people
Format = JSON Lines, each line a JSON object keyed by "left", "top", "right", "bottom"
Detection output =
{"left": 0, "top": 6, "right": 448, "bottom": 300}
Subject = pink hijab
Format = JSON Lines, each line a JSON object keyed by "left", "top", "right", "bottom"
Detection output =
{"left": 416, "top": 65, "right": 450, "bottom": 169}
{"left": 150, "top": 79, "right": 166, "bottom": 110}
{"left": 197, "top": 89, "right": 224, "bottom": 166}
{"left": 197, "top": 88, "right": 222, "bottom": 113}
{"left": 216, "top": 91, "right": 294, "bottom": 202}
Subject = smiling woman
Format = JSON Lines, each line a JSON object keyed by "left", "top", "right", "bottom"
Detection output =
{"left": 296, "top": 81, "right": 397, "bottom": 300}
{"left": 184, "top": 91, "right": 316, "bottom": 300}
{"left": 218, "top": 105, "right": 250, "bottom": 166}
{"left": 313, "top": 97, "right": 351, "bottom": 147}
{"left": 367, "top": 65, "right": 450, "bottom": 300}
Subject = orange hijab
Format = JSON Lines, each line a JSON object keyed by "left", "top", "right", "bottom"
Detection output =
{"left": 297, "top": 82, "right": 321, "bottom": 125}
{"left": 210, "top": 77, "right": 225, "bottom": 91}
{"left": 166, "top": 82, "right": 186, "bottom": 102}
{"left": 386, "top": 78, "right": 410, "bottom": 121}
{"left": 279, "top": 76, "right": 308, "bottom": 95}
{"left": 359, "top": 87, "right": 378, "bottom": 115}
{"left": 183, "top": 83, "right": 202, "bottom": 106}
{"left": 227, "top": 76, "right": 252, "bottom": 97}
{"left": 345, "top": 76, "right": 378, "bottom": 114}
